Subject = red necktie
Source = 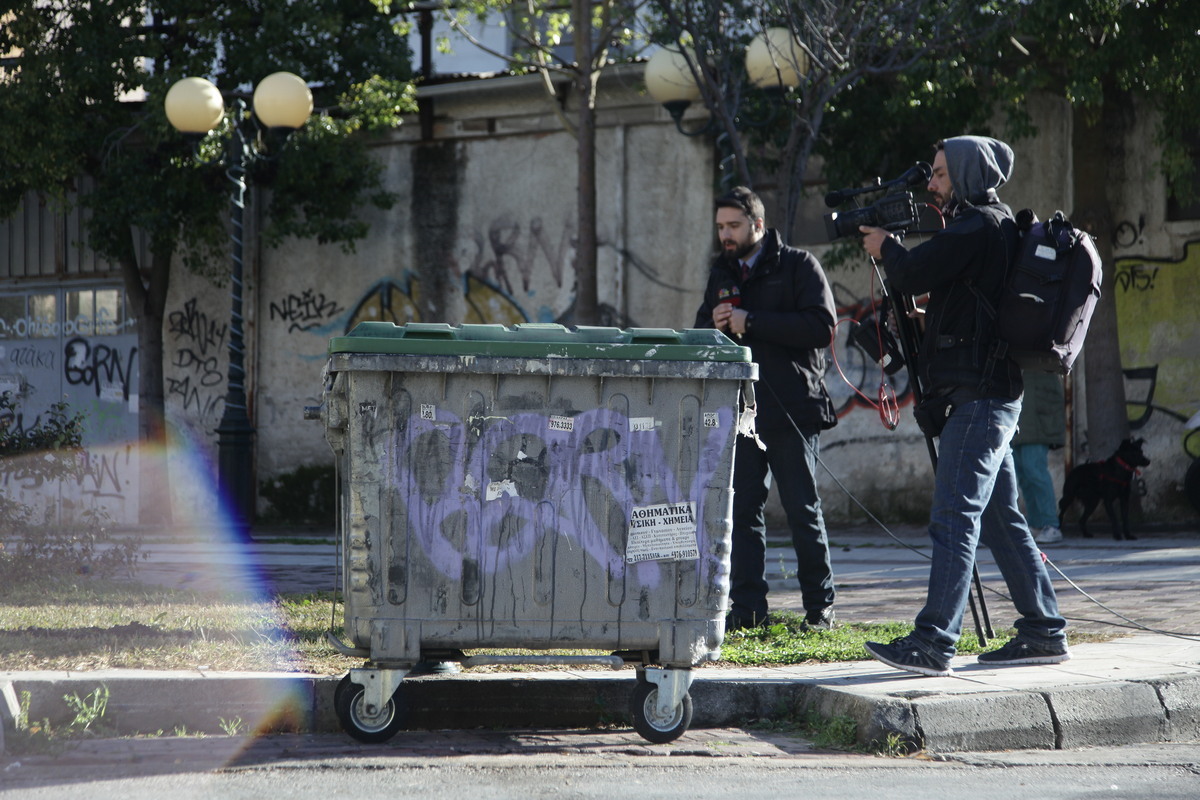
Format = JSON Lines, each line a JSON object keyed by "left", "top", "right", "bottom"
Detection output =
{"left": 740, "top": 261, "right": 750, "bottom": 282}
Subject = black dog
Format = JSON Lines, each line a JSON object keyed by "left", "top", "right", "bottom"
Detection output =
{"left": 1058, "top": 438, "right": 1151, "bottom": 540}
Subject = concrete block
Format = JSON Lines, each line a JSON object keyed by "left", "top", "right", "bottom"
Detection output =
{"left": 10, "top": 673, "right": 319, "bottom": 736}
{"left": 913, "top": 691, "right": 1056, "bottom": 753}
{"left": 690, "top": 679, "right": 807, "bottom": 727}
{"left": 1147, "top": 674, "right": 1200, "bottom": 741}
{"left": 1046, "top": 682, "right": 1166, "bottom": 748}
{"left": 807, "top": 685, "right": 919, "bottom": 751}
{"left": 0, "top": 680, "right": 20, "bottom": 753}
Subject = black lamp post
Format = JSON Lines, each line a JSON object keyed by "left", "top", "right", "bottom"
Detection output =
{"left": 165, "top": 72, "right": 313, "bottom": 533}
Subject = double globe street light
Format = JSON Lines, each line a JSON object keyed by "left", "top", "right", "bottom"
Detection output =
{"left": 165, "top": 72, "right": 313, "bottom": 532}
{"left": 643, "top": 28, "right": 808, "bottom": 135}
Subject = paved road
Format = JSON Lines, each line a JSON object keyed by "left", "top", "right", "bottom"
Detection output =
{"left": 3, "top": 733, "right": 1199, "bottom": 799}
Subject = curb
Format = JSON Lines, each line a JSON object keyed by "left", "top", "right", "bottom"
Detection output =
{"left": 4, "top": 666, "right": 1200, "bottom": 754}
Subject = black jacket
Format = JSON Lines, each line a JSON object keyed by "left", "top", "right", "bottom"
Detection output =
{"left": 695, "top": 228, "right": 838, "bottom": 433}
{"left": 880, "top": 200, "right": 1023, "bottom": 399}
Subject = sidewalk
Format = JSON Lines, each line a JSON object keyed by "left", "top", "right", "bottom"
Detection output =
{"left": 3, "top": 525, "right": 1199, "bottom": 754}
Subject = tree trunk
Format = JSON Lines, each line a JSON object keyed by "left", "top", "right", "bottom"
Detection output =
{"left": 572, "top": 0, "right": 599, "bottom": 326}
{"left": 1071, "top": 94, "right": 1129, "bottom": 460}
{"left": 121, "top": 242, "right": 173, "bottom": 527}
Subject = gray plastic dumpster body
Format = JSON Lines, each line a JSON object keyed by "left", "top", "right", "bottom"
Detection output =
{"left": 321, "top": 322, "right": 756, "bottom": 743}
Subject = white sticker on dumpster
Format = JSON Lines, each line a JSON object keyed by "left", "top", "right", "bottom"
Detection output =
{"left": 548, "top": 415, "right": 574, "bottom": 432}
{"left": 626, "top": 502, "right": 699, "bottom": 563}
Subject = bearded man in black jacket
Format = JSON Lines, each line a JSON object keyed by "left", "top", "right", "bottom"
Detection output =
{"left": 695, "top": 186, "right": 839, "bottom": 633}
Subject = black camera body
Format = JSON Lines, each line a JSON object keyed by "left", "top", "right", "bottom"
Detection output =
{"left": 824, "top": 193, "right": 920, "bottom": 241}
{"left": 822, "top": 162, "right": 931, "bottom": 242}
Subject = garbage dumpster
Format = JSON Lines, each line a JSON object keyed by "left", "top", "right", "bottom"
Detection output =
{"left": 320, "top": 322, "right": 756, "bottom": 743}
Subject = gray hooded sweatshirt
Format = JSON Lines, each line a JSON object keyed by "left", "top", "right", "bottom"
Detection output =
{"left": 879, "top": 135, "right": 1023, "bottom": 398}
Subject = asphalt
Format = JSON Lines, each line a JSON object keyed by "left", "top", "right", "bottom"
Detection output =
{"left": 3, "top": 523, "right": 1200, "bottom": 754}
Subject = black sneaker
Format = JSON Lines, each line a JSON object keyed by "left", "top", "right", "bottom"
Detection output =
{"left": 802, "top": 607, "right": 836, "bottom": 631}
{"left": 865, "top": 635, "right": 953, "bottom": 677}
{"left": 977, "top": 639, "right": 1071, "bottom": 665}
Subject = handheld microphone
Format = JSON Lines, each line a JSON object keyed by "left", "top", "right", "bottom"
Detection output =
{"left": 717, "top": 283, "right": 741, "bottom": 307}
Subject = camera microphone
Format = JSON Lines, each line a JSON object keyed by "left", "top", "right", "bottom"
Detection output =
{"left": 824, "top": 189, "right": 848, "bottom": 208}
{"left": 902, "top": 162, "right": 932, "bottom": 187}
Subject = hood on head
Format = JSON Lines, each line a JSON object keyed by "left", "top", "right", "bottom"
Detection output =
{"left": 943, "top": 135, "right": 1014, "bottom": 205}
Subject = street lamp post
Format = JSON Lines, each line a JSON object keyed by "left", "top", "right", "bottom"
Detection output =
{"left": 165, "top": 72, "right": 313, "bottom": 533}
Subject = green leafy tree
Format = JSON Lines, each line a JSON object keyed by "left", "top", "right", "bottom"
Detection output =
{"left": 0, "top": 1, "right": 416, "bottom": 524}
{"left": 991, "top": 0, "right": 1200, "bottom": 458}
{"left": 425, "top": 0, "right": 647, "bottom": 325}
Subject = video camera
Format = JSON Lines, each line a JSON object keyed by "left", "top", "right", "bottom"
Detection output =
{"left": 822, "top": 162, "right": 932, "bottom": 241}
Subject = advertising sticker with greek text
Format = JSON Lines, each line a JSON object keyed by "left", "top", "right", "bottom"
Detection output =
{"left": 626, "top": 502, "right": 699, "bottom": 563}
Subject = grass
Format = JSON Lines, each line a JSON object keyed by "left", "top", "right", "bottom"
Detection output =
{"left": 0, "top": 577, "right": 1107, "bottom": 674}
{"left": 718, "top": 610, "right": 1010, "bottom": 664}
{"left": 0, "top": 581, "right": 358, "bottom": 674}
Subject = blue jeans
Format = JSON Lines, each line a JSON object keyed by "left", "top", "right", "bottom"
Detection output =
{"left": 1012, "top": 443, "right": 1058, "bottom": 529}
{"left": 729, "top": 426, "right": 835, "bottom": 620}
{"left": 914, "top": 396, "right": 1067, "bottom": 661}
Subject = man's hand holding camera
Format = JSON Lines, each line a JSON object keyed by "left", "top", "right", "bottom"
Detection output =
{"left": 859, "top": 225, "right": 896, "bottom": 260}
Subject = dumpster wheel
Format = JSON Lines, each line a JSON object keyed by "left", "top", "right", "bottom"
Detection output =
{"left": 630, "top": 676, "right": 693, "bottom": 744}
{"left": 334, "top": 673, "right": 405, "bottom": 743}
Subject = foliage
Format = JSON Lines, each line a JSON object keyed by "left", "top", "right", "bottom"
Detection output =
{"left": 0, "top": 393, "right": 84, "bottom": 466}
{"left": 7, "top": 686, "right": 112, "bottom": 755}
{"left": 992, "top": 0, "right": 1200, "bottom": 205}
{"left": 0, "top": 1, "right": 418, "bottom": 522}
{"left": 259, "top": 464, "right": 337, "bottom": 525}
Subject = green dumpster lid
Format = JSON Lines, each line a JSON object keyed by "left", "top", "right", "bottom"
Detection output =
{"left": 328, "top": 322, "right": 751, "bottom": 362}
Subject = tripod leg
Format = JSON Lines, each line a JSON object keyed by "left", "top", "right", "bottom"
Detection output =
{"left": 972, "top": 564, "right": 994, "bottom": 641}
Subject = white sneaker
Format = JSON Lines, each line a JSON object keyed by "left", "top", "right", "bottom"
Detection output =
{"left": 1034, "top": 526, "right": 1063, "bottom": 544}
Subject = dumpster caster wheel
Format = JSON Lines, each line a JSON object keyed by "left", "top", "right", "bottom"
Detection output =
{"left": 334, "top": 674, "right": 405, "bottom": 744}
{"left": 630, "top": 679, "right": 692, "bottom": 744}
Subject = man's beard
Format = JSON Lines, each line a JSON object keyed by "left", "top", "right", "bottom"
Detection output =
{"left": 725, "top": 237, "right": 759, "bottom": 261}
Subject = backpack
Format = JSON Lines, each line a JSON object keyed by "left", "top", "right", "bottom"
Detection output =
{"left": 982, "top": 209, "right": 1103, "bottom": 375}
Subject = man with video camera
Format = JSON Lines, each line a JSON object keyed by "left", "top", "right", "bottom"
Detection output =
{"left": 695, "top": 186, "right": 839, "bottom": 633}
{"left": 859, "top": 136, "right": 1070, "bottom": 676}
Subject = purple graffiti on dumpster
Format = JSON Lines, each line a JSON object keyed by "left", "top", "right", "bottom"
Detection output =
{"left": 393, "top": 405, "right": 736, "bottom": 588}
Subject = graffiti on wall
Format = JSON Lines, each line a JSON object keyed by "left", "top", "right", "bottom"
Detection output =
{"left": 64, "top": 337, "right": 137, "bottom": 403}
{"left": 1114, "top": 241, "right": 1200, "bottom": 429}
{"left": 389, "top": 405, "right": 736, "bottom": 590}
{"left": 465, "top": 214, "right": 574, "bottom": 296}
{"left": 343, "top": 274, "right": 528, "bottom": 333}
{"left": 166, "top": 297, "right": 227, "bottom": 422}
{"left": 269, "top": 289, "right": 345, "bottom": 333}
